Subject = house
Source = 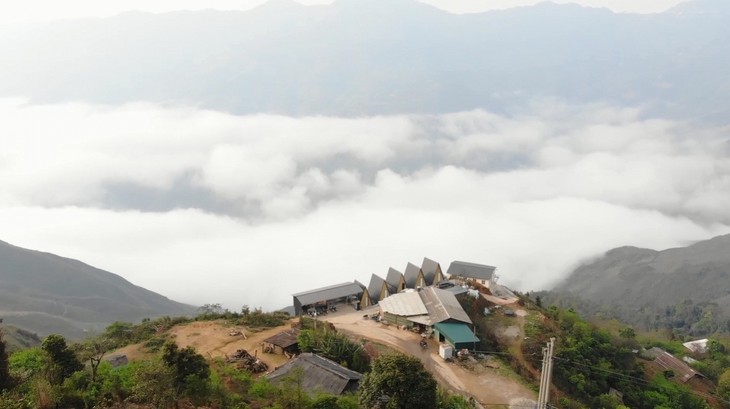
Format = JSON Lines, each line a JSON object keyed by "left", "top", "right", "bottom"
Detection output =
{"left": 292, "top": 281, "right": 370, "bottom": 315}
{"left": 421, "top": 257, "right": 445, "bottom": 286}
{"left": 385, "top": 267, "right": 406, "bottom": 293}
{"left": 367, "top": 274, "right": 390, "bottom": 304}
{"left": 378, "top": 291, "right": 429, "bottom": 328}
{"left": 643, "top": 348, "right": 713, "bottom": 392}
{"left": 377, "top": 286, "right": 480, "bottom": 350}
{"left": 266, "top": 353, "right": 362, "bottom": 395}
{"left": 683, "top": 339, "right": 709, "bottom": 354}
{"left": 263, "top": 328, "right": 300, "bottom": 355}
{"left": 403, "top": 262, "right": 427, "bottom": 289}
{"left": 447, "top": 261, "right": 498, "bottom": 288}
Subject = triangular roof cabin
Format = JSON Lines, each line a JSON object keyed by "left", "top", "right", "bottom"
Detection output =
{"left": 403, "top": 262, "right": 426, "bottom": 289}
{"left": 354, "top": 280, "right": 373, "bottom": 310}
{"left": 421, "top": 257, "right": 445, "bottom": 286}
{"left": 367, "top": 274, "right": 391, "bottom": 304}
{"left": 385, "top": 267, "right": 406, "bottom": 293}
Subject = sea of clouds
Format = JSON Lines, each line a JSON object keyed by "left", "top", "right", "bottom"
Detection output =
{"left": 1, "top": 98, "right": 728, "bottom": 309}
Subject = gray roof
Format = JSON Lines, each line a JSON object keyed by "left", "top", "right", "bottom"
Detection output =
{"left": 421, "top": 257, "right": 441, "bottom": 285}
{"left": 419, "top": 286, "right": 472, "bottom": 324}
{"left": 264, "top": 328, "right": 300, "bottom": 349}
{"left": 447, "top": 261, "right": 497, "bottom": 281}
{"left": 403, "top": 262, "right": 423, "bottom": 288}
{"left": 385, "top": 267, "right": 403, "bottom": 292}
{"left": 293, "top": 282, "right": 363, "bottom": 306}
{"left": 267, "top": 353, "right": 362, "bottom": 395}
{"left": 379, "top": 291, "right": 428, "bottom": 316}
{"left": 367, "top": 274, "right": 387, "bottom": 303}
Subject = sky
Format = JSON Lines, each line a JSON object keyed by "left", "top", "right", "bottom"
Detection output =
{"left": 0, "top": 0, "right": 692, "bottom": 25}
{"left": 0, "top": 0, "right": 728, "bottom": 313}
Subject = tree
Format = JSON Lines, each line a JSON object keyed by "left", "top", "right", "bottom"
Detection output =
{"left": 75, "top": 335, "right": 114, "bottom": 383}
{"left": 161, "top": 342, "right": 210, "bottom": 402}
{"left": 717, "top": 368, "right": 730, "bottom": 401}
{"left": 359, "top": 354, "right": 437, "bottom": 409}
{"left": 41, "top": 334, "right": 82, "bottom": 384}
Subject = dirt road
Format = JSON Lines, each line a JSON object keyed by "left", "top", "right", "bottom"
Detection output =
{"left": 327, "top": 307, "right": 537, "bottom": 408}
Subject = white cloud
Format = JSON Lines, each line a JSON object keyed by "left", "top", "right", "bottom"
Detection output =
{"left": 1, "top": 99, "right": 729, "bottom": 310}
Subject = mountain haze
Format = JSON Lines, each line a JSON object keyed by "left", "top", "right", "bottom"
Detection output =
{"left": 0, "top": 240, "right": 197, "bottom": 339}
{"left": 0, "top": 0, "right": 728, "bottom": 121}
{"left": 544, "top": 234, "right": 730, "bottom": 335}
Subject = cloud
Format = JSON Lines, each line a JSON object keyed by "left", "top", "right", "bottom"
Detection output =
{"left": 0, "top": 99, "right": 729, "bottom": 310}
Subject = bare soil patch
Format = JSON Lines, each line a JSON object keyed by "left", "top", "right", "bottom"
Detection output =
{"left": 327, "top": 306, "right": 536, "bottom": 407}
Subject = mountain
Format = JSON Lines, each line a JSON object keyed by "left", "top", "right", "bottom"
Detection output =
{"left": 542, "top": 234, "right": 730, "bottom": 335}
{"left": 0, "top": 0, "right": 728, "bottom": 122}
{"left": 0, "top": 240, "right": 197, "bottom": 340}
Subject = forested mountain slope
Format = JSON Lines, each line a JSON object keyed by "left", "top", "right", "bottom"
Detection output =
{"left": 0, "top": 240, "right": 197, "bottom": 339}
{"left": 542, "top": 234, "right": 730, "bottom": 335}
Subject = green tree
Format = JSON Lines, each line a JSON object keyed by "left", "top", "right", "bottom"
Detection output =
{"left": 41, "top": 334, "right": 82, "bottom": 384}
{"left": 161, "top": 342, "right": 210, "bottom": 401}
{"left": 717, "top": 368, "right": 730, "bottom": 401}
{"left": 131, "top": 360, "right": 175, "bottom": 409}
{"left": 74, "top": 335, "right": 114, "bottom": 383}
{"left": 359, "top": 354, "right": 437, "bottom": 409}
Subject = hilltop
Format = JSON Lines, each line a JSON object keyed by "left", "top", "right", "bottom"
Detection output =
{"left": 0, "top": 240, "right": 197, "bottom": 339}
{"left": 541, "top": 234, "right": 730, "bottom": 336}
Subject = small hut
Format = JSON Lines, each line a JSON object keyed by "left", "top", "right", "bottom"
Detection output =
{"left": 263, "top": 328, "right": 301, "bottom": 356}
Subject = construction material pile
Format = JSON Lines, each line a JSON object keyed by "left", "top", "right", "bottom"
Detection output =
{"left": 226, "top": 349, "right": 268, "bottom": 373}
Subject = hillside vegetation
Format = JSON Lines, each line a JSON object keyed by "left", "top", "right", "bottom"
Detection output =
{"left": 0, "top": 240, "right": 197, "bottom": 339}
{"left": 540, "top": 234, "right": 730, "bottom": 337}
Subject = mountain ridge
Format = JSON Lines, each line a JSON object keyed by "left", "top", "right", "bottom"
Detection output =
{"left": 0, "top": 0, "right": 727, "bottom": 122}
{"left": 0, "top": 240, "right": 197, "bottom": 339}
{"left": 543, "top": 234, "right": 730, "bottom": 336}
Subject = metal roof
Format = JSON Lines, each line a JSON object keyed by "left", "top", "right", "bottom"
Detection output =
{"left": 379, "top": 291, "right": 428, "bottom": 316}
{"left": 264, "top": 328, "right": 300, "bottom": 349}
{"left": 646, "top": 347, "right": 704, "bottom": 384}
{"left": 419, "top": 286, "right": 472, "bottom": 324}
{"left": 267, "top": 353, "right": 362, "bottom": 395}
{"left": 367, "top": 274, "right": 387, "bottom": 303}
{"left": 403, "top": 262, "right": 423, "bottom": 288}
{"left": 385, "top": 267, "right": 403, "bottom": 291}
{"left": 447, "top": 261, "right": 497, "bottom": 281}
{"left": 421, "top": 257, "right": 441, "bottom": 284}
{"left": 434, "top": 322, "right": 479, "bottom": 345}
{"left": 292, "top": 281, "right": 363, "bottom": 306}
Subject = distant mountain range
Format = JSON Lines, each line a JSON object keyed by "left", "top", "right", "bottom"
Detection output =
{"left": 541, "top": 234, "right": 730, "bottom": 336}
{"left": 0, "top": 0, "right": 728, "bottom": 122}
{"left": 0, "top": 240, "right": 197, "bottom": 340}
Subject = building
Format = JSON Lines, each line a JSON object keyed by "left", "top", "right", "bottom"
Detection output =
{"left": 403, "top": 262, "right": 427, "bottom": 289}
{"left": 643, "top": 347, "right": 712, "bottom": 391}
{"left": 421, "top": 257, "right": 445, "bottom": 286}
{"left": 385, "top": 267, "right": 406, "bottom": 293}
{"left": 447, "top": 261, "right": 498, "bottom": 288}
{"left": 267, "top": 353, "right": 362, "bottom": 395}
{"left": 683, "top": 339, "right": 709, "bottom": 354}
{"left": 377, "top": 286, "right": 479, "bottom": 350}
{"left": 367, "top": 273, "right": 390, "bottom": 304}
{"left": 379, "top": 291, "right": 429, "bottom": 328}
{"left": 292, "top": 281, "right": 370, "bottom": 315}
{"left": 263, "top": 328, "right": 300, "bottom": 355}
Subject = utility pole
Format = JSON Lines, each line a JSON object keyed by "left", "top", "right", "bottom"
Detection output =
{"left": 536, "top": 337, "right": 556, "bottom": 409}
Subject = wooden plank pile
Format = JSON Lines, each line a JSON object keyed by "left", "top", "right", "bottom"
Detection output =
{"left": 225, "top": 349, "right": 268, "bottom": 373}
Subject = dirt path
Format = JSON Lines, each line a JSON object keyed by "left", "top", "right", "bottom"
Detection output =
{"left": 327, "top": 307, "right": 536, "bottom": 407}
